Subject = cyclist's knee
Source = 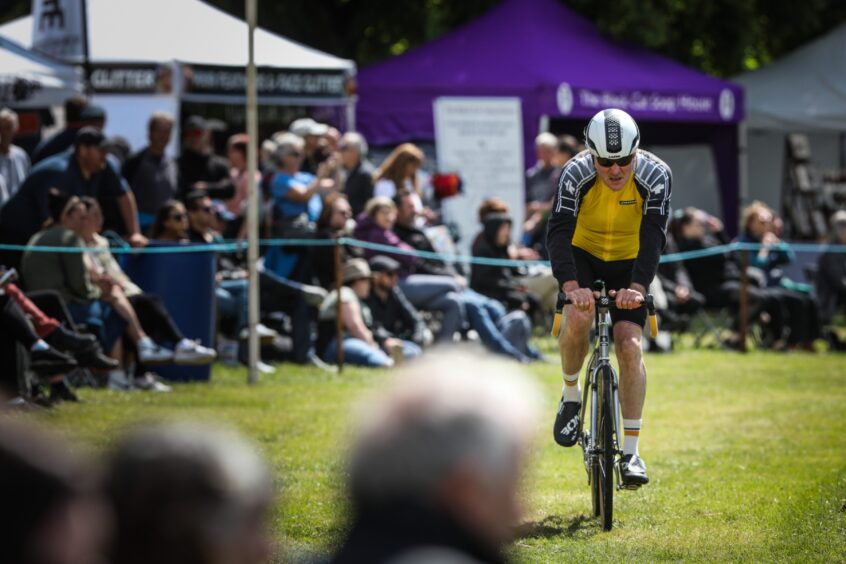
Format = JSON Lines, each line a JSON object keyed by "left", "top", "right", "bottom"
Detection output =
{"left": 614, "top": 327, "right": 643, "bottom": 363}
{"left": 563, "top": 308, "right": 592, "bottom": 333}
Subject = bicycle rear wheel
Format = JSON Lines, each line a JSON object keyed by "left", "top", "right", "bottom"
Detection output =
{"left": 598, "top": 365, "right": 615, "bottom": 530}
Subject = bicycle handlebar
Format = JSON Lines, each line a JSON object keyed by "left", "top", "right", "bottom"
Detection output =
{"left": 550, "top": 291, "right": 659, "bottom": 339}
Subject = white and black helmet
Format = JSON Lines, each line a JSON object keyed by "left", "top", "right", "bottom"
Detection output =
{"left": 584, "top": 109, "right": 640, "bottom": 160}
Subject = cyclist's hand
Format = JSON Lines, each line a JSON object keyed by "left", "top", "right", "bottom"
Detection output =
{"left": 610, "top": 287, "right": 644, "bottom": 309}
{"left": 565, "top": 288, "right": 595, "bottom": 312}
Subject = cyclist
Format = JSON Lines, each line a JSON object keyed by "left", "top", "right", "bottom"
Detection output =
{"left": 546, "top": 108, "right": 671, "bottom": 486}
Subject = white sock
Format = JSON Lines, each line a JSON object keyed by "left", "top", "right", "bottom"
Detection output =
{"left": 176, "top": 338, "right": 193, "bottom": 349}
{"left": 30, "top": 339, "right": 50, "bottom": 352}
{"left": 562, "top": 371, "right": 581, "bottom": 402}
{"left": 623, "top": 418, "right": 642, "bottom": 456}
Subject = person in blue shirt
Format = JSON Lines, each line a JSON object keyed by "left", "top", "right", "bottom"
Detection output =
{"left": 0, "top": 128, "right": 146, "bottom": 269}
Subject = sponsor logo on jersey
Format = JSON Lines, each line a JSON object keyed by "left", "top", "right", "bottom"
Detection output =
{"left": 619, "top": 199, "right": 636, "bottom": 206}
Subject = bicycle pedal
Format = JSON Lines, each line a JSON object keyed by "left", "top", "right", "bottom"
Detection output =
{"left": 622, "top": 484, "right": 641, "bottom": 491}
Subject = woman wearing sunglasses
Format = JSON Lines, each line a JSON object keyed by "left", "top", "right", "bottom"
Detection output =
{"left": 546, "top": 108, "right": 672, "bottom": 488}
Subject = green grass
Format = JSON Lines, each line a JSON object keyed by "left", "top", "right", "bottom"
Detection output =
{"left": 24, "top": 344, "right": 846, "bottom": 562}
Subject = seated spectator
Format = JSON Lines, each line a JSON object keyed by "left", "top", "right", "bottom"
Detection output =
{"left": 0, "top": 127, "right": 147, "bottom": 269}
{"left": 365, "top": 255, "right": 428, "bottom": 351}
{"left": 0, "top": 107, "right": 30, "bottom": 209}
{"left": 309, "top": 192, "right": 360, "bottom": 289}
{"left": 674, "top": 207, "right": 786, "bottom": 349}
{"left": 78, "top": 197, "right": 216, "bottom": 368}
{"left": 355, "top": 197, "right": 540, "bottom": 361}
{"left": 150, "top": 199, "right": 189, "bottom": 242}
{"left": 289, "top": 117, "right": 331, "bottom": 174}
{"left": 738, "top": 201, "right": 819, "bottom": 349}
{"left": 0, "top": 419, "right": 106, "bottom": 563}
{"left": 21, "top": 193, "right": 172, "bottom": 387}
{"left": 122, "top": 111, "right": 178, "bottom": 232}
{"left": 470, "top": 210, "right": 541, "bottom": 318}
{"left": 338, "top": 132, "right": 375, "bottom": 216}
{"left": 656, "top": 232, "right": 705, "bottom": 332}
{"left": 104, "top": 422, "right": 273, "bottom": 564}
{"left": 177, "top": 116, "right": 235, "bottom": 201}
{"left": 373, "top": 142, "right": 436, "bottom": 225}
{"left": 317, "top": 258, "right": 400, "bottom": 368}
{"left": 331, "top": 353, "right": 539, "bottom": 564}
{"left": 818, "top": 210, "right": 846, "bottom": 348}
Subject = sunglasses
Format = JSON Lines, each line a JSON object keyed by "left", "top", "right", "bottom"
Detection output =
{"left": 595, "top": 154, "right": 635, "bottom": 168}
{"left": 169, "top": 213, "right": 185, "bottom": 221}
{"left": 196, "top": 206, "right": 213, "bottom": 213}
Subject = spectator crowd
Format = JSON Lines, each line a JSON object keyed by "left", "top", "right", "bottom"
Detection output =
{"left": 0, "top": 96, "right": 845, "bottom": 408}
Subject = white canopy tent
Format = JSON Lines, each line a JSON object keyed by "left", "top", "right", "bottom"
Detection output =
{"left": 0, "top": 0, "right": 356, "bottom": 153}
{"left": 0, "top": 35, "right": 82, "bottom": 109}
{"left": 735, "top": 24, "right": 846, "bottom": 210}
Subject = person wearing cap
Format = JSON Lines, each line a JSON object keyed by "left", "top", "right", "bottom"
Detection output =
{"left": 817, "top": 210, "right": 846, "bottom": 348}
{"left": 338, "top": 131, "right": 375, "bottom": 216}
{"left": 547, "top": 108, "right": 672, "bottom": 486}
{"left": 122, "top": 111, "right": 178, "bottom": 231}
{"left": 33, "top": 98, "right": 106, "bottom": 164}
{"left": 177, "top": 115, "right": 235, "bottom": 202}
{"left": 365, "top": 255, "right": 427, "bottom": 354}
{"left": 0, "top": 127, "right": 147, "bottom": 265}
{"left": 317, "top": 258, "right": 396, "bottom": 368}
{"left": 289, "top": 117, "right": 331, "bottom": 174}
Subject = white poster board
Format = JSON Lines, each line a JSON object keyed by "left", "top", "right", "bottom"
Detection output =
{"left": 92, "top": 93, "right": 180, "bottom": 156}
{"left": 434, "top": 97, "right": 524, "bottom": 256}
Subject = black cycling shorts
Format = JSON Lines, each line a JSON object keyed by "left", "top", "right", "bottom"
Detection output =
{"left": 572, "top": 246, "right": 647, "bottom": 327}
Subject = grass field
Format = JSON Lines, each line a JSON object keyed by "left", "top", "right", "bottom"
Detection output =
{"left": 24, "top": 344, "right": 846, "bottom": 562}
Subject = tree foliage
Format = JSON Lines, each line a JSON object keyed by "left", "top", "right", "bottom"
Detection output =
{"left": 2, "top": 0, "right": 845, "bottom": 77}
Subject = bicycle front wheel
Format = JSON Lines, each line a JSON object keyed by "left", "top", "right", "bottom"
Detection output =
{"left": 598, "top": 365, "right": 615, "bottom": 531}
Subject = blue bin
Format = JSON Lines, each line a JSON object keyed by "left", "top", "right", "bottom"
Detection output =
{"left": 121, "top": 243, "right": 217, "bottom": 382}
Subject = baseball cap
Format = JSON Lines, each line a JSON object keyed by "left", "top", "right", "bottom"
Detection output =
{"left": 831, "top": 209, "right": 846, "bottom": 228}
{"left": 79, "top": 105, "right": 106, "bottom": 121}
{"left": 369, "top": 255, "right": 401, "bottom": 274}
{"left": 289, "top": 117, "right": 329, "bottom": 138}
{"left": 184, "top": 115, "right": 208, "bottom": 133}
{"left": 74, "top": 126, "right": 107, "bottom": 147}
{"left": 342, "top": 258, "right": 371, "bottom": 284}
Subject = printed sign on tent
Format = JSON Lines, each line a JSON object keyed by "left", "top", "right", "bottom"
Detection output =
{"left": 434, "top": 97, "right": 525, "bottom": 255}
{"left": 31, "top": 0, "right": 85, "bottom": 61}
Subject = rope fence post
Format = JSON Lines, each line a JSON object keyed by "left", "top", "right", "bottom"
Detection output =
{"left": 738, "top": 249, "right": 749, "bottom": 353}
{"left": 334, "top": 237, "right": 344, "bottom": 373}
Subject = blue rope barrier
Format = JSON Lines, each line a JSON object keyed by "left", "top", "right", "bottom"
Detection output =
{"left": 2, "top": 238, "right": 846, "bottom": 267}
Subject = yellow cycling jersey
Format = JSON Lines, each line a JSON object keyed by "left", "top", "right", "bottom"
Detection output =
{"left": 571, "top": 173, "right": 643, "bottom": 262}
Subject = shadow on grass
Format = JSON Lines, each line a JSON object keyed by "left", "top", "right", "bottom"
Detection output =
{"left": 516, "top": 513, "right": 600, "bottom": 540}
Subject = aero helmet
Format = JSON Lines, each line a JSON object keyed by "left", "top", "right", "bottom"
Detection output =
{"left": 584, "top": 109, "right": 640, "bottom": 160}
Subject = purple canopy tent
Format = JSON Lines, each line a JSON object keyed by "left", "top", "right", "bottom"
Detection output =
{"left": 357, "top": 0, "right": 745, "bottom": 232}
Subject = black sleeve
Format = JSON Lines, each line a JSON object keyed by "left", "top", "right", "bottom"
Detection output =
{"left": 204, "top": 159, "right": 236, "bottom": 200}
{"left": 121, "top": 151, "right": 142, "bottom": 185}
{"left": 546, "top": 210, "right": 578, "bottom": 288}
{"left": 819, "top": 252, "right": 846, "bottom": 293}
{"left": 631, "top": 159, "right": 672, "bottom": 288}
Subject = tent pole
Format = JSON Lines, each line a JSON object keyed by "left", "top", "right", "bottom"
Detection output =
{"left": 79, "top": 0, "right": 91, "bottom": 93}
{"left": 738, "top": 120, "right": 749, "bottom": 231}
{"left": 346, "top": 98, "right": 356, "bottom": 131}
{"left": 246, "top": 0, "right": 260, "bottom": 384}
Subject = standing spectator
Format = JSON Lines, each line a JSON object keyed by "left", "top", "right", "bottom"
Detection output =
{"left": 31, "top": 96, "right": 90, "bottom": 164}
{"left": 818, "top": 210, "right": 846, "bottom": 348}
{"left": 522, "top": 133, "right": 559, "bottom": 250}
{"left": 365, "top": 255, "right": 427, "bottom": 351}
{"left": 121, "top": 111, "right": 178, "bottom": 232}
{"left": 317, "top": 258, "right": 397, "bottom": 368}
{"left": 0, "top": 127, "right": 147, "bottom": 266}
{"left": 289, "top": 117, "right": 330, "bottom": 174}
{"left": 338, "top": 131, "right": 375, "bottom": 216}
{"left": 331, "top": 353, "right": 539, "bottom": 564}
{"left": 223, "top": 132, "right": 256, "bottom": 237}
{"left": 373, "top": 143, "right": 435, "bottom": 225}
{"left": 0, "top": 108, "right": 30, "bottom": 209}
{"left": 177, "top": 116, "right": 235, "bottom": 201}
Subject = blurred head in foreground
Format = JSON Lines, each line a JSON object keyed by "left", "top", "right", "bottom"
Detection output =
{"left": 0, "top": 419, "right": 106, "bottom": 564}
{"left": 104, "top": 422, "right": 274, "bottom": 564}
{"left": 333, "top": 352, "right": 540, "bottom": 564}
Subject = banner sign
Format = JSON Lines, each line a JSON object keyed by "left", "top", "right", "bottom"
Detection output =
{"left": 434, "top": 97, "right": 525, "bottom": 255}
{"left": 0, "top": 77, "right": 43, "bottom": 105}
{"left": 89, "top": 64, "right": 170, "bottom": 94}
{"left": 31, "top": 0, "right": 85, "bottom": 61}
{"left": 556, "top": 82, "right": 740, "bottom": 122}
{"left": 182, "top": 65, "right": 348, "bottom": 99}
